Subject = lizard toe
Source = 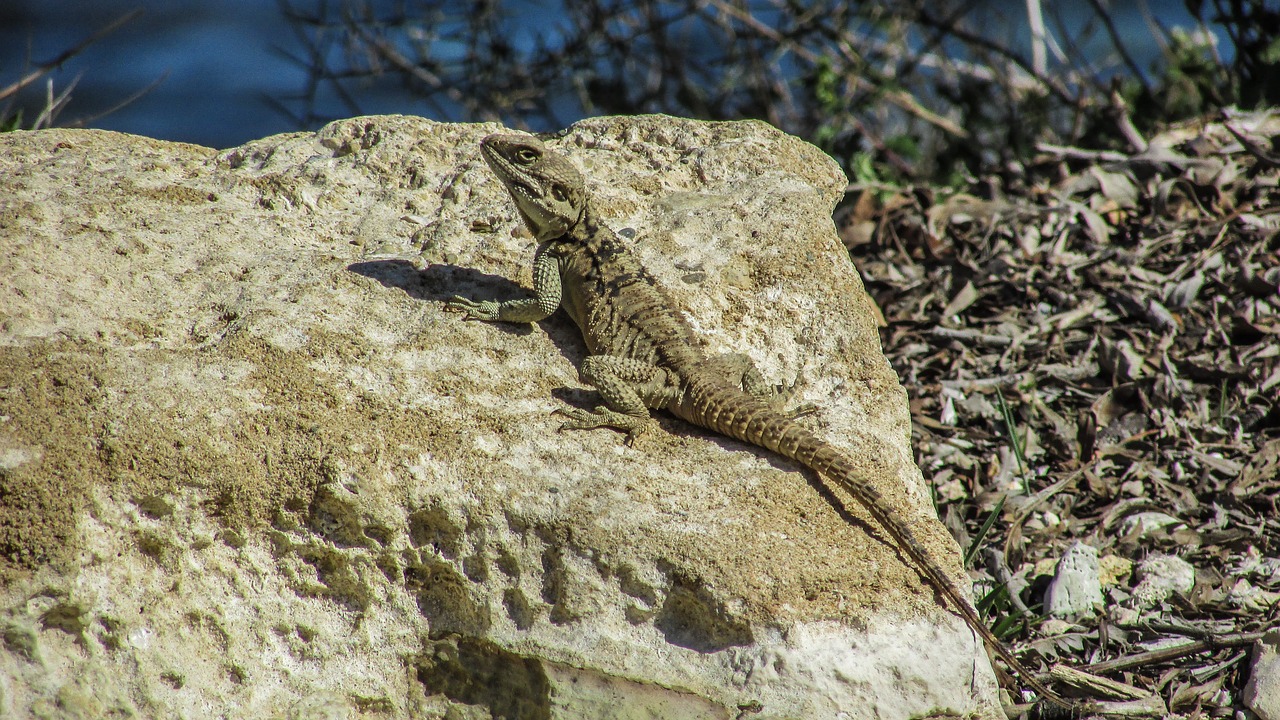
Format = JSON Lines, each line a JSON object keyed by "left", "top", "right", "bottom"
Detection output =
{"left": 443, "top": 297, "right": 500, "bottom": 320}
{"left": 554, "top": 406, "right": 612, "bottom": 431}
{"left": 623, "top": 418, "right": 658, "bottom": 447}
{"left": 785, "top": 402, "right": 819, "bottom": 419}
{"left": 554, "top": 406, "right": 654, "bottom": 440}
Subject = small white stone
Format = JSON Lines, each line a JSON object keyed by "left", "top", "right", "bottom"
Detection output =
{"left": 127, "top": 626, "right": 154, "bottom": 650}
{"left": 1119, "top": 511, "right": 1183, "bottom": 538}
{"left": 1044, "top": 542, "right": 1103, "bottom": 617}
{"left": 1130, "top": 554, "right": 1195, "bottom": 610}
{"left": 1244, "top": 629, "right": 1280, "bottom": 720}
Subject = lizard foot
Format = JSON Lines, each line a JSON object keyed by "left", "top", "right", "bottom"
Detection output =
{"left": 443, "top": 296, "right": 500, "bottom": 321}
{"left": 770, "top": 375, "right": 819, "bottom": 419}
{"left": 785, "top": 402, "right": 819, "bottom": 419}
{"left": 555, "top": 406, "right": 655, "bottom": 446}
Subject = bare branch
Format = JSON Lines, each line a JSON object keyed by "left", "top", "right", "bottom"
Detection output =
{"left": 0, "top": 9, "right": 143, "bottom": 102}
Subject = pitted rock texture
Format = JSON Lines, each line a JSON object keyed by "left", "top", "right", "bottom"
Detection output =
{"left": 0, "top": 115, "right": 1001, "bottom": 719}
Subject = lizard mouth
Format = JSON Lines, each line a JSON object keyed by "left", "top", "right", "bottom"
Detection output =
{"left": 479, "top": 143, "right": 532, "bottom": 194}
{"left": 480, "top": 144, "right": 540, "bottom": 205}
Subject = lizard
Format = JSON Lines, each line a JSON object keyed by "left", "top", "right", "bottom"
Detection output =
{"left": 445, "top": 132, "right": 1075, "bottom": 712}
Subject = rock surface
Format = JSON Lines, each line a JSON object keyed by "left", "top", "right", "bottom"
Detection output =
{"left": 0, "top": 115, "right": 1001, "bottom": 718}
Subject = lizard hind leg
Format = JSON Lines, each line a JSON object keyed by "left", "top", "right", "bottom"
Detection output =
{"left": 701, "top": 353, "right": 817, "bottom": 419}
{"left": 556, "top": 355, "right": 680, "bottom": 445}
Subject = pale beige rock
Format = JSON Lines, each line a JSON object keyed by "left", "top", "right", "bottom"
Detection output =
{"left": 0, "top": 115, "right": 1002, "bottom": 718}
{"left": 1245, "top": 629, "right": 1280, "bottom": 720}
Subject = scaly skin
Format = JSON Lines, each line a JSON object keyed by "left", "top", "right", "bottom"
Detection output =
{"left": 446, "top": 133, "right": 1073, "bottom": 711}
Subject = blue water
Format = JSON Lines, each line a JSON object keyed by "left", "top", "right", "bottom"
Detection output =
{"left": 0, "top": 0, "right": 1222, "bottom": 149}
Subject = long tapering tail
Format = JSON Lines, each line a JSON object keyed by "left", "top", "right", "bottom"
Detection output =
{"left": 683, "top": 379, "right": 1071, "bottom": 709}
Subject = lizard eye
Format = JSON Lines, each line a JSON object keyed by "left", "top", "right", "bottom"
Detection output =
{"left": 515, "top": 148, "right": 539, "bottom": 164}
{"left": 550, "top": 185, "right": 568, "bottom": 202}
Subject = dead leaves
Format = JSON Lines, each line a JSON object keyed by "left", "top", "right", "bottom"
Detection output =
{"left": 847, "top": 107, "right": 1280, "bottom": 713}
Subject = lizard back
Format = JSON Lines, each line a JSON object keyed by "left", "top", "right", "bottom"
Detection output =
{"left": 549, "top": 212, "right": 705, "bottom": 373}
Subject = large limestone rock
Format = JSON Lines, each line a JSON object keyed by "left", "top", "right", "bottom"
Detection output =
{"left": 0, "top": 115, "right": 1002, "bottom": 718}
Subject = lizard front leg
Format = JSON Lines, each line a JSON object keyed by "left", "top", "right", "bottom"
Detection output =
{"left": 445, "top": 243, "right": 562, "bottom": 322}
{"left": 557, "top": 356, "right": 681, "bottom": 445}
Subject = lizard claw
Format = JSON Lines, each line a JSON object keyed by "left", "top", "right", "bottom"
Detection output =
{"left": 622, "top": 421, "right": 654, "bottom": 447}
{"left": 770, "top": 375, "right": 817, "bottom": 418}
{"left": 553, "top": 406, "right": 599, "bottom": 429}
{"left": 785, "top": 402, "right": 819, "bottom": 419}
{"left": 554, "top": 406, "right": 654, "bottom": 445}
{"left": 444, "top": 296, "right": 500, "bottom": 321}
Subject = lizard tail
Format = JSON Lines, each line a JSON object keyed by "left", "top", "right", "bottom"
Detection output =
{"left": 686, "top": 379, "right": 1071, "bottom": 709}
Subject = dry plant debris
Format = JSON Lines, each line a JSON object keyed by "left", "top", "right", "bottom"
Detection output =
{"left": 844, "top": 108, "right": 1280, "bottom": 714}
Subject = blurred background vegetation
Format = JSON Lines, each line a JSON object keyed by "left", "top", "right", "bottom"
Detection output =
{"left": 274, "top": 0, "right": 1280, "bottom": 185}
{"left": 3, "top": 0, "right": 1278, "bottom": 184}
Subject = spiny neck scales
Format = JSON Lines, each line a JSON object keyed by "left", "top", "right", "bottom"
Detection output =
{"left": 481, "top": 134, "right": 703, "bottom": 372}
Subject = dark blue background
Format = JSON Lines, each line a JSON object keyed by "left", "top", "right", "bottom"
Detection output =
{"left": 0, "top": 0, "right": 1220, "bottom": 149}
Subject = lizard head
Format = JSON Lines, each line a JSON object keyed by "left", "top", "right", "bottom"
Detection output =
{"left": 480, "top": 134, "right": 587, "bottom": 241}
